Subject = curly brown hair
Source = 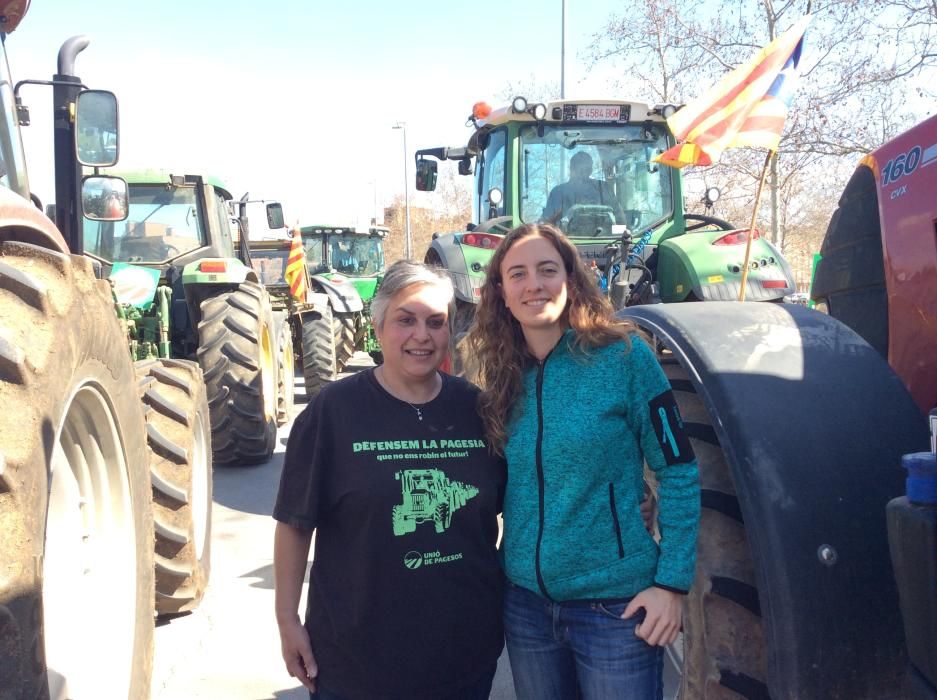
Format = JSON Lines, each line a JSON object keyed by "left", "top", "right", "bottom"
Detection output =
{"left": 465, "top": 223, "right": 640, "bottom": 454}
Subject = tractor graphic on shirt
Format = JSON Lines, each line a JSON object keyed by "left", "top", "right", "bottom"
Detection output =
{"left": 392, "top": 469, "right": 479, "bottom": 536}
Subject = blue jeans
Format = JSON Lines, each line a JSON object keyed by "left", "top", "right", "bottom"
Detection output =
{"left": 311, "top": 663, "right": 496, "bottom": 700}
{"left": 504, "top": 581, "right": 663, "bottom": 700}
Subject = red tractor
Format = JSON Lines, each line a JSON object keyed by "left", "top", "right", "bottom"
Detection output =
{"left": 812, "top": 113, "right": 937, "bottom": 698}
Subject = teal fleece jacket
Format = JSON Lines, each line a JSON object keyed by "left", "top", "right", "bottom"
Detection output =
{"left": 501, "top": 332, "right": 700, "bottom": 601}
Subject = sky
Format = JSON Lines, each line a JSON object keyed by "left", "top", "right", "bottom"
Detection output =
{"left": 8, "top": 0, "right": 625, "bottom": 230}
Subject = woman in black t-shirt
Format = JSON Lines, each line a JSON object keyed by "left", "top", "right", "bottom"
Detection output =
{"left": 273, "top": 261, "right": 505, "bottom": 700}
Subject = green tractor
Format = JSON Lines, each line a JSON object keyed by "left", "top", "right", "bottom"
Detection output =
{"left": 417, "top": 97, "right": 795, "bottom": 330}
{"left": 83, "top": 170, "right": 282, "bottom": 468}
{"left": 301, "top": 224, "right": 388, "bottom": 364}
{"left": 245, "top": 235, "right": 345, "bottom": 399}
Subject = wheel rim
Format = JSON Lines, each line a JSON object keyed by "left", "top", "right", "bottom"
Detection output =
{"left": 282, "top": 330, "right": 295, "bottom": 407}
{"left": 260, "top": 324, "right": 276, "bottom": 422}
{"left": 43, "top": 382, "right": 138, "bottom": 699}
{"left": 191, "top": 407, "right": 211, "bottom": 560}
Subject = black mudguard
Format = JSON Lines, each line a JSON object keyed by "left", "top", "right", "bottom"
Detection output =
{"left": 426, "top": 234, "right": 475, "bottom": 304}
{"left": 620, "top": 301, "right": 929, "bottom": 699}
{"left": 312, "top": 275, "right": 364, "bottom": 314}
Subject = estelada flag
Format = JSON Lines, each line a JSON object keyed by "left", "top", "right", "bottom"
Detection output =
{"left": 654, "top": 14, "right": 811, "bottom": 168}
{"left": 284, "top": 227, "right": 307, "bottom": 302}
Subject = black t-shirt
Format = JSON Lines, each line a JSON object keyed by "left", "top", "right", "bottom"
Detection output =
{"left": 274, "top": 369, "right": 505, "bottom": 700}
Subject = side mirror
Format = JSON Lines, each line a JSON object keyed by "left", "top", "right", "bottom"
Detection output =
{"left": 75, "top": 90, "right": 119, "bottom": 167}
{"left": 266, "top": 202, "right": 285, "bottom": 229}
{"left": 415, "top": 158, "right": 438, "bottom": 192}
{"left": 457, "top": 158, "right": 473, "bottom": 176}
{"left": 82, "top": 175, "right": 128, "bottom": 221}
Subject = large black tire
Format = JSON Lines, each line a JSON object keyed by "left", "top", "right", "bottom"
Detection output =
{"left": 197, "top": 282, "right": 277, "bottom": 465}
{"left": 135, "top": 358, "right": 212, "bottom": 616}
{"left": 333, "top": 311, "right": 357, "bottom": 371}
{"left": 301, "top": 306, "right": 337, "bottom": 398}
{"left": 450, "top": 299, "right": 477, "bottom": 378}
{"left": 274, "top": 312, "right": 295, "bottom": 426}
{"left": 664, "top": 360, "right": 767, "bottom": 699}
{"left": 0, "top": 241, "right": 154, "bottom": 699}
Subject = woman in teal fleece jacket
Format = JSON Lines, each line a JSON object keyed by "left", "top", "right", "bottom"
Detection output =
{"left": 466, "top": 223, "right": 700, "bottom": 699}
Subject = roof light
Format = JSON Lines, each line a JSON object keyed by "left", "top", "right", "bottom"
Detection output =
{"left": 472, "top": 101, "right": 492, "bottom": 120}
{"left": 199, "top": 261, "right": 227, "bottom": 273}
{"left": 511, "top": 96, "right": 528, "bottom": 113}
{"left": 531, "top": 103, "right": 547, "bottom": 120}
{"left": 661, "top": 104, "right": 677, "bottom": 118}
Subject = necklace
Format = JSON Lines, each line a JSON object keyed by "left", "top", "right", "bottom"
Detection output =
{"left": 404, "top": 401, "right": 424, "bottom": 421}
{"left": 374, "top": 366, "right": 437, "bottom": 422}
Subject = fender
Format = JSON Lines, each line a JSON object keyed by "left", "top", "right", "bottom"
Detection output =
{"left": 180, "top": 257, "right": 256, "bottom": 286}
{"left": 0, "top": 188, "right": 69, "bottom": 254}
{"left": 657, "top": 232, "right": 795, "bottom": 302}
{"left": 297, "top": 291, "right": 331, "bottom": 318}
{"left": 619, "top": 301, "right": 929, "bottom": 698}
{"left": 311, "top": 275, "right": 363, "bottom": 314}
{"left": 426, "top": 233, "right": 478, "bottom": 305}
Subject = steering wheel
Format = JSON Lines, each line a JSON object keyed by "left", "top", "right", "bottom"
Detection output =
{"left": 685, "top": 213, "right": 735, "bottom": 232}
{"left": 474, "top": 216, "right": 514, "bottom": 235}
{"left": 564, "top": 204, "right": 616, "bottom": 236}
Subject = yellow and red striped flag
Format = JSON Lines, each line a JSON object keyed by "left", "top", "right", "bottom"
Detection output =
{"left": 284, "top": 226, "right": 307, "bottom": 301}
{"left": 654, "top": 15, "right": 811, "bottom": 168}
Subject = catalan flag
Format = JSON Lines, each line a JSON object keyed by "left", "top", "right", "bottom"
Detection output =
{"left": 284, "top": 227, "right": 307, "bottom": 301}
{"left": 655, "top": 15, "right": 811, "bottom": 168}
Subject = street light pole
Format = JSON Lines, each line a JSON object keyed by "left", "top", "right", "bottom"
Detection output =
{"left": 393, "top": 122, "right": 412, "bottom": 259}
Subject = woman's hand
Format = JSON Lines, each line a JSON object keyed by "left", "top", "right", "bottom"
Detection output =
{"left": 278, "top": 616, "right": 318, "bottom": 692}
{"left": 622, "top": 586, "right": 682, "bottom": 646}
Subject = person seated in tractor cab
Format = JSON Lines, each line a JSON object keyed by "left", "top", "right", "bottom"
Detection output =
{"left": 541, "top": 151, "right": 625, "bottom": 233}
{"left": 333, "top": 239, "right": 360, "bottom": 273}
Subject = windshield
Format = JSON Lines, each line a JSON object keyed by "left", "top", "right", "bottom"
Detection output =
{"left": 250, "top": 248, "right": 288, "bottom": 285}
{"left": 328, "top": 234, "right": 384, "bottom": 276}
{"left": 518, "top": 123, "right": 673, "bottom": 237}
{"left": 83, "top": 183, "right": 205, "bottom": 262}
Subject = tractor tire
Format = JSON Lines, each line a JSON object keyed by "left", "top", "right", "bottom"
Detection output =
{"left": 450, "top": 300, "right": 477, "bottom": 378}
{"left": 301, "top": 306, "right": 337, "bottom": 398}
{"left": 0, "top": 241, "right": 154, "bottom": 699}
{"left": 333, "top": 311, "right": 357, "bottom": 371}
{"left": 135, "top": 358, "right": 212, "bottom": 616}
{"left": 664, "top": 359, "right": 767, "bottom": 699}
{"left": 434, "top": 503, "right": 451, "bottom": 533}
{"left": 274, "top": 312, "right": 295, "bottom": 426}
{"left": 392, "top": 505, "right": 410, "bottom": 536}
{"left": 197, "top": 282, "right": 277, "bottom": 465}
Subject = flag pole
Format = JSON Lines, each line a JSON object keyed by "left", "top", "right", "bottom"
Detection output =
{"left": 737, "top": 150, "right": 774, "bottom": 301}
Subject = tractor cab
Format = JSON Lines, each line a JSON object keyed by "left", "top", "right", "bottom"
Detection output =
{"left": 419, "top": 97, "right": 794, "bottom": 310}
{"left": 83, "top": 171, "right": 238, "bottom": 269}
{"left": 300, "top": 224, "right": 387, "bottom": 297}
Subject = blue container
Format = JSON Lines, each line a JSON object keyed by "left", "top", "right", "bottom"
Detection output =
{"left": 903, "top": 452, "right": 937, "bottom": 505}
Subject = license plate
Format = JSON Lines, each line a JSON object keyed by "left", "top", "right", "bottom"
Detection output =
{"left": 577, "top": 105, "right": 621, "bottom": 121}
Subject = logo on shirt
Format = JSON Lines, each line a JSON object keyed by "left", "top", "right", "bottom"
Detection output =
{"left": 648, "top": 390, "right": 694, "bottom": 466}
{"left": 391, "top": 468, "right": 478, "bottom": 536}
{"left": 402, "top": 549, "right": 464, "bottom": 570}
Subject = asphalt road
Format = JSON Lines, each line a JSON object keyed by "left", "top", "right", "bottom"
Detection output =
{"left": 152, "top": 352, "right": 516, "bottom": 700}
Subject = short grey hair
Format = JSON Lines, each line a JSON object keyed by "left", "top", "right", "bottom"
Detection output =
{"left": 371, "top": 260, "right": 455, "bottom": 330}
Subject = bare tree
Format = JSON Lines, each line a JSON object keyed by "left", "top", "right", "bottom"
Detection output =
{"left": 590, "top": 0, "right": 936, "bottom": 256}
{"left": 384, "top": 168, "right": 472, "bottom": 264}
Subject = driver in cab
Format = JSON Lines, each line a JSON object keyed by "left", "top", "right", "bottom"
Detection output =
{"left": 541, "top": 151, "right": 624, "bottom": 225}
